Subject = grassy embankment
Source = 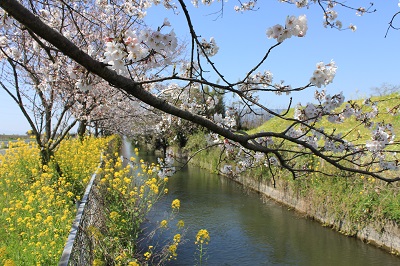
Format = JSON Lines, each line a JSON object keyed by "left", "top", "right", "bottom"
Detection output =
{"left": 184, "top": 93, "right": 400, "bottom": 240}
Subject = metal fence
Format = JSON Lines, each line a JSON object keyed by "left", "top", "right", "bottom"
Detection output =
{"left": 59, "top": 163, "right": 105, "bottom": 266}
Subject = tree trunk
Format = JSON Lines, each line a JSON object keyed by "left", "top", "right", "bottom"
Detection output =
{"left": 40, "top": 146, "right": 62, "bottom": 176}
{"left": 77, "top": 120, "right": 87, "bottom": 141}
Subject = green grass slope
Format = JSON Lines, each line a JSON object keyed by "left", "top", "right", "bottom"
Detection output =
{"left": 250, "top": 93, "right": 400, "bottom": 145}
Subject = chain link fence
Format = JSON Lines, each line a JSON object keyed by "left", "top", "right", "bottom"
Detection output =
{"left": 59, "top": 165, "right": 106, "bottom": 266}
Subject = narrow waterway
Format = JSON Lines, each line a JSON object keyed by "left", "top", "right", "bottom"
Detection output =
{"left": 137, "top": 151, "right": 399, "bottom": 266}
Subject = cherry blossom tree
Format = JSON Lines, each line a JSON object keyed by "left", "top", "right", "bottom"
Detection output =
{"left": 0, "top": 0, "right": 399, "bottom": 182}
{"left": 0, "top": 29, "right": 80, "bottom": 165}
{"left": 70, "top": 80, "right": 154, "bottom": 137}
{"left": 149, "top": 84, "right": 224, "bottom": 155}
{"left": 0, "top": 0, "right": 169, "bottom": 160}
{"left": 370, "top": 83, "right": 400, "bottom": 97}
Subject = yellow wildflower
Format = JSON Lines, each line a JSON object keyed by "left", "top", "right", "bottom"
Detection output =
{"left": 160, "top": 220, "right": 168, "bottom": 228}
{"left": 171, "top": 199, "right": 180, "bottom": 210}
{"left": 173, "top": 234, "right": 181, "bottom": 244}
{"left": 195, "top": 229, "right": 210, "bottom": 245}
{"left": 144, "top": 251, "right": 151, "bottom": 260}
{"left": 177, "top": 220, "right": 185, "bottom": 229}
{"left": 92, "top": 258, "right": 104, "bottom": 266}
{"left": 109, "top": 211, "right": 120, "bottom": 220}
{"left": 0, "top": 246, "right": 7, "bottom": 258}
{"left": 4, "top": 259, "right": 16, "bottom": 266}
{"left": 168, "top": 244, "right": 178, "bottom": 258}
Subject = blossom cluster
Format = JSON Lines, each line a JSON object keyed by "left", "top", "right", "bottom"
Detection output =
{"left": 366, "top": 123, "right": 395, "bottom": 153}
{"left": 213, "top": 109, "right": 237, "bottom": 129}
{"left": 323, "top": 9, "right": 342, "bottom": 29}
{"left": 294, "top": 0, "right": 309, "bottom": 8}
{"left": 191, "top": 0, "right": 215, "bottom": 8}
{"left": 157, "top": 153, "right": 176, "bottom": 178}
{"left": 294, "top": 91, "right": 344, "bottom": 124}
{"left": 103, "top": 23, "right": 178, "bottom": 75}
{"left": 250, "top": 71, "right": 274, "bottom": 86}
{"left": 309, "top": 60, "right": 337, "bottom": 88}
{"left": 180, "top": 62, "right": 200, "bottom": 78}
{"left": 0, "top": 11, "right": 13, "bottom": 31}
{"left": 241, "top": 71, "right": 274, "bottom": 94}
{"left": 266, "top": 15, "right": 308, "bottom": 42}
{"left": 199, "top": 37, "right": 219, "bottom": 57}
{"left": 234, "top": 1, "right": 257, "bottom": 12}
{"left": 206, "top": 132, "right": 222, "bottom": 145}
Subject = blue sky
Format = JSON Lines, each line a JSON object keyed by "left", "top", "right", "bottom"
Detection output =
{"left": 1, "top": 1, "right": 399, "bottom": 134}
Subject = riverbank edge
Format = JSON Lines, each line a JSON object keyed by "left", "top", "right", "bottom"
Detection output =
{"left": 227, "top": 173, "right": 400, "bottom": 255}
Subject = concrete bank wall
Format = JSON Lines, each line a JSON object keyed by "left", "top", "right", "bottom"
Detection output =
{"left": 231, "top": 174, "right": 400, "bottom": 255}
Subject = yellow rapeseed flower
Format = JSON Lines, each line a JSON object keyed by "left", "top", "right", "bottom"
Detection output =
{"left": 168, "top": 244, "right": 178, "bottom": 258}
{"left": 144, "top": 251, "right": 151, "bottom": 260}
{"left": 173, "top": 234, "right": 181, "bottom": 244}
{"left": 3, "top": 259, "right": 16, "bottom": 266}
{"left": 195, "top": 229, "right": 210, "bottom": 245}
{"left": 171, "top": 199, "right": 180, "bottom": 210}
{"left": 0, "top": 246, "right": 7, "bottom": 258}
{"left": 160, "top": 220, "right": 168, "bottom": 228}
{"left": 177, "top": 220, "right": 185, "bottom": 229}
{"left": 92, "top": 258, "right": 104, "bottom": 266}
{"left": 109, "top": 211, "right": 120, "bottom": 220}
{"left": 150, "top": 184, "right": 159, "bottom": 194}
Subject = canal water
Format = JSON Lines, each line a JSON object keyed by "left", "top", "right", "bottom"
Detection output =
{"left": 136, "top": 151, "right": 399, "bottom": 266}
